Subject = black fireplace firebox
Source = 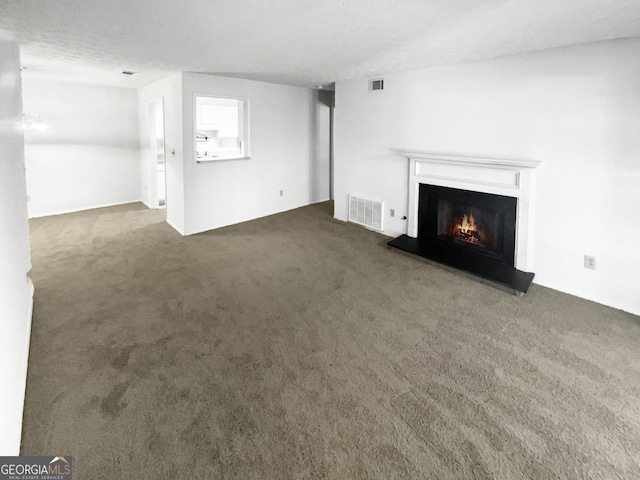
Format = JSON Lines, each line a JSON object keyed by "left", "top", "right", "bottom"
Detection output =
{"left": 419, "top": 184, "right": 517, "bottom": 267}
{"left": 388, "top": 184, "right": 534, "bottom": 293}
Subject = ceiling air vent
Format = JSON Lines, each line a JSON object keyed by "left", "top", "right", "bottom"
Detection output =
{"left": 369, "top": 79, "right": 384, "bottom": 92}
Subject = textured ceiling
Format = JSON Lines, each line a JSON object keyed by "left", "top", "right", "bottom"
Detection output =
{"left": 1, "top": 0, "right": 639, "bottom": 88}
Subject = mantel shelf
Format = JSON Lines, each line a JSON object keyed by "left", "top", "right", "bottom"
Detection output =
{"left": 400, "top": 152, "right": 542, "bottom": 169}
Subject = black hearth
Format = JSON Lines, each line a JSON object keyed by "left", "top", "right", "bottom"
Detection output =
{"left": 388, "top": 184, "right": 534, "bottom": 293}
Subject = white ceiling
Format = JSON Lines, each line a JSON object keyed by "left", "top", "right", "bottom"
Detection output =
{"left": 1, "top": 0, "right": 639, "bottom": 89}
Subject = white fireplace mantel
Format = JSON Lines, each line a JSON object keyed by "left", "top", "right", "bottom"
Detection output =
{"left": 403, "top": 152, "right": 542, "bottom": 271}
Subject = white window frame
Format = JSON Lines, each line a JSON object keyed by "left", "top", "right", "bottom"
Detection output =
{"left": 193, "top": 93, "right": 250, "bottom": 163}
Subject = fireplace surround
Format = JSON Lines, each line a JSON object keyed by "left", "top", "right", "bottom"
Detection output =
{"left": 388, "top": 152, "right": 541, "bottom": 293}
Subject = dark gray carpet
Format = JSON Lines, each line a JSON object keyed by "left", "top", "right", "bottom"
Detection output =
{"left": 21, "top": 201, "right": 640, "bottom": 479}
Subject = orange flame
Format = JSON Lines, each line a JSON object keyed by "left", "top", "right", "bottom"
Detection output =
{"left": 455, "top": 213, "right": 483, "bottom": 245}
{"left": 459, "top": 213, "right": 476, "bottom": 234}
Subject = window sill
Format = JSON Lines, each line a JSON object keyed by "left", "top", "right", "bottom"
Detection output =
{"left": 196, "top": 156, "right": 251, "bottom": 163}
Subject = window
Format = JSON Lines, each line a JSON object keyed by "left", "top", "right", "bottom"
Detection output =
{"left": 194, "top": 95, "right": 249, "bottom": 162}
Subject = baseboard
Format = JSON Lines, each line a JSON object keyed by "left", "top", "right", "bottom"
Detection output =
{"left": 12, "top": 278, "right": 35, "bottom": 455}
{"left": 533, "top": 278, "right": 639, "bottom": 317}
{"left": 28, "top": 198, "right": 143, "bottom": 219}
{"left": 183, "top": 201, "right": 317, "bottom": 236}
{"left": 25, "top": 277, "right": 34, "bottom": 367}
{"left": 165, "top": 218, "right": 186, "bottom": 236}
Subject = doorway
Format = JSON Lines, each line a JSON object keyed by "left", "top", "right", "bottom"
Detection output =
{"left": 148, "top": 100, "right": 166, "bottom": 209}
{"left": 316, "top": 89, "right": 334, "bottom": 202}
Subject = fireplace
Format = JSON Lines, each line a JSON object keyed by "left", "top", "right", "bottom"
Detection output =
{"left": 418, "top": 184, "right": 517, "bottom": 267}
{"left": 387, "top": 152, "right": 541, "bottom": 293}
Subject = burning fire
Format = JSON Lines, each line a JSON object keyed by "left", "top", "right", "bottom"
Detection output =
{"left": 455, "top": 213, "right": 483, "bottom": 245}
{"left": 460, "top": 213, "right": 476, "bottom": 234}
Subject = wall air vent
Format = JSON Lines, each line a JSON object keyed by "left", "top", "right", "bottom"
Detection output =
{"left": 349, "top": 195, "right": 384, "bottom": 232}
{"left": 369, "top": 79, "right": 384, "bottom": 91}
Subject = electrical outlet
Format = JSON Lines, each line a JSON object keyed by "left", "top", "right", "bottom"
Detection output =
{"left": 280, "top": 190, "right": 283, "bottom": 197}
{"left": 390, "top": 208, "right": 395, "bottom": 218}
{"left": 26, "top": 195, "right": 31, "bottom": 202}
{"left": 584, "top": 255, "right": 596, "bottom": 270}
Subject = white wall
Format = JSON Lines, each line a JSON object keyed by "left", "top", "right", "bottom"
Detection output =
{"left": 0, "top": 41, "right": 34, "bottom": 455}
{"left": 22, "top": 78, "right": 140, "bottom": 217}
{"left": 181, "top": 73, "right": 328, "bottom": 235}
{"left": 334, "top": 38, "right": 640, "bottom": 316}
{"left": 137, "top": 74, "right": 185, "bottom": 233}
